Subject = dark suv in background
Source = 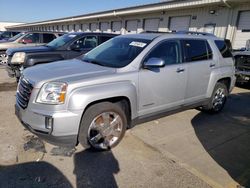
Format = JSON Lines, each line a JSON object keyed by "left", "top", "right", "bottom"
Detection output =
{"left": 6, "top": 32, "right": 118, "bottom": 81}
{"left": 0, "top": 31, "right": 65, "bottom": 65}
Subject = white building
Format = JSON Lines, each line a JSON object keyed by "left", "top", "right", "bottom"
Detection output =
{"left": 0, "top": 22, "right": 24, "bottom": 31}
{"left": 6, "top": 0, "right": 250, "bottom": 49}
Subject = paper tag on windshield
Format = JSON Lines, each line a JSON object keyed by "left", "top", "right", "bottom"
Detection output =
{"left": 129, "top": 41, "right": 147, "bottom": 48}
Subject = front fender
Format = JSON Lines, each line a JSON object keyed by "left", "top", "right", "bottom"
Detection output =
{"left": 68, "top": 81, "right": 138, "bottom": 119}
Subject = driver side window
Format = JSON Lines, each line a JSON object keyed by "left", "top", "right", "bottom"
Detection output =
{"left": 145, "top": 40, "right": 181, "bottom": 65}
{"left": 71, "top": 36, "right": 97, "bottom": 50}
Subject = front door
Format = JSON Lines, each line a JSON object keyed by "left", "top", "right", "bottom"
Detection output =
{"left": 138, "top": 40, "right": 187, "bottom": 116}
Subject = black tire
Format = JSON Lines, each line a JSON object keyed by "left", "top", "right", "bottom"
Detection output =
{"left": 199, "top": 82, "right": 228, "bottom": 114}
{"left": 78, "top": 102, "right": 127, "bottom": 151}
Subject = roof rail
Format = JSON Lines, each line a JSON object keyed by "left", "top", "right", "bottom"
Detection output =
{"left": 176, "top": 31, "right": 216, "bottom": 37}
{"left": 140, "top": 31, "right": 171, "bottom": 34}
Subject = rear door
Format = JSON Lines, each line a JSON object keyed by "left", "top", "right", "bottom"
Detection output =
{"left": 182, "top": 39, "right": 214, "bottom": 103}
{"left": 138, "top": 40, "right": 187, "bottom": 116}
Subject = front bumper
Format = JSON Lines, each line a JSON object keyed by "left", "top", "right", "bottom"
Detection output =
{"left": 15, "top": 104, "right": 82, "bottom": 147}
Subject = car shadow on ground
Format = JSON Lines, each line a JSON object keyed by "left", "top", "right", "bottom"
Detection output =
{"left": 0, "top": 149, "right": 119, "bottom": 188}
{"left": 192, "top": 92, "right": 250, "bottom": 187}
{"left": 73, "top": 149, "right": 119, "bottom": 188}
{"left": 0, "top": 161, "right": 73, "bottom": 188}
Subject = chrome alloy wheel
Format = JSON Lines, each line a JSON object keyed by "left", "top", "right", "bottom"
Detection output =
{"left": 87, "top": 112, "right": 123, "bottom": 149}
{"left": 212, "top": 88, "right": 226, "bottom": 111}
{"left": 0, "top": 53, "right": 8, "bottom": 65}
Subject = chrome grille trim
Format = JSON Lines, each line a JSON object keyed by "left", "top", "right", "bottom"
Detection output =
{"left": 16, "top": 77, "right": 33, "bottom": 109}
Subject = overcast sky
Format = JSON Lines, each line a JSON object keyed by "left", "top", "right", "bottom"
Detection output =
{"left": 0, "top": 0, "right": 160, "bottom": 23}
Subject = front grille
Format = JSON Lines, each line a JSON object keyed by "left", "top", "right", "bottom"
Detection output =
{"left": 16, "top": 77, "right": 33, "bottom": 109}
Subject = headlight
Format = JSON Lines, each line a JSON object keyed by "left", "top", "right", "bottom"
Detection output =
{"left": 36, "top": 82, "right": 67, "bottom": 104}
{"left": 11, "top": 52, "right": 26, "bottom": 64}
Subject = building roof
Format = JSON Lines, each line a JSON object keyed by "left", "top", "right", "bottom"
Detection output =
{"left": 6, "top": 0, "right": 238, "bottom": 29}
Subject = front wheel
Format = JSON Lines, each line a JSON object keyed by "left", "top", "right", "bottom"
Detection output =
{"left": 199, "top": 82, "right": 228, "bottom": 113}
{"left": 78, "top": 102, "right": 127, "bottom": 151}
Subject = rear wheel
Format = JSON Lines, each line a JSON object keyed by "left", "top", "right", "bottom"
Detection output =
{"left": 199, "top": 82, "right": 228, "bottom": 113}
{"left": 78, "top": 102, "right": 127, "bottom": 150}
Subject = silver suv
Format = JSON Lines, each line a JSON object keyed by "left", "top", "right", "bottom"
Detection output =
{"left": 15, "top": 32, "right": 236, "bottom": 150}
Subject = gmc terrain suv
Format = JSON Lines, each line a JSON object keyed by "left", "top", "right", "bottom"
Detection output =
{"left": 15, "top": 32, "right": 236, "bottom": 150}
{"left": 0, "top": 31, "right": 64, "bottom": 65}
{"left": 6, "top": 32, "right": 117, "bottom": 81}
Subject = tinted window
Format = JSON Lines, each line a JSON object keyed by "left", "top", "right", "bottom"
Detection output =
{"left": 145, "top": 40, "right": 180, "bottom": 65}
{"left": 43, "top": 34, "right": 56, "bottom": 43}
{"left": 99, "top": 36, "right": 113, "bottom": 44}
{"left": 20, "top": 33, "right": 40, "bottom": 43}
{"left": 215, "top": 40, "right": 233, "bottom": 58}
{"left": 184, "top": 40, "right": 209, "bottom": 62}
{"left": 71, "top": 36, "right": 97, "bottom": 50}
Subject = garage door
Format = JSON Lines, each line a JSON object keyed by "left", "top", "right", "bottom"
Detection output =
{"left": 112, "top": 21, "right": 122, "bottom": 34}
{"left": 100, "top": 22, "right": 109, "bottom": 32}
{"left": 126, "top": 20, "right": 138, "bottom": 34}
{"left": 169, "top": 16, "right": 190, "bottom": 32}
{"left": 233, "top": 11, "right": 250, "bottom": 50}
{"left": 75, "top": 24, "right": 80, "bottom": 32}
{"left": 69, "top": 25, "right": 74, "bottom": 32}
{"left": 144, "top": 18, "right": 160, "bottom": 32}
{"left": 90, "top": 23, "right": 99, "bottom": 32}
{"left": 81, "top": 24, "right": 89, "bottom": 32}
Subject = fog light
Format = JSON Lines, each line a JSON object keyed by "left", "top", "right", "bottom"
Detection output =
{"left": 45, "top": 116, "right": 53, "bottom": 131}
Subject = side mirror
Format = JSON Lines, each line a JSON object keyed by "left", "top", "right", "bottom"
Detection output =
{"left": 143, "top": 57, "right": 165, "bottom": 69}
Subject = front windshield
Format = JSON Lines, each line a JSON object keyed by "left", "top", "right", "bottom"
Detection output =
{"left": 82, "top": 37, "right": 151, "bottom": 68}
{"left": 8, "top": 33, "right": 25, "bottom": 41}
{"left": 46, "top": 33, "right": 78, "bottom": 48}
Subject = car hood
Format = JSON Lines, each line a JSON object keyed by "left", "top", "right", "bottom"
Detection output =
{"left": 23, "top": 58, "right": 116, "bottom": 88}
{"left": 7, "top": 45, "right": 51, "bottom": 55}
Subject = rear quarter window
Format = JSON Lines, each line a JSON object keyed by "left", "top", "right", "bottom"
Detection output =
{"left": 215, "top": 40, "right": 233, "bottom": 58}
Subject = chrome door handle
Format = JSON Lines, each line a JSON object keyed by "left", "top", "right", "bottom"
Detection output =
{"left": 176, "top": 68, "right": 185, "bottom": 73}
{"left": 210, "top": 63, "right": 216, "bottom": 68}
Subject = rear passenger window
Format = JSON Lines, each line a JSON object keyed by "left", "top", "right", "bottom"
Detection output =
{"left": 215, "top": 40, "right": 233, "bottom": 58}
{"left": 183, "top": 40, "right": 210, "bottom": 62}
{"left": 43, "top": 34, "right": 56, "bottom": 43}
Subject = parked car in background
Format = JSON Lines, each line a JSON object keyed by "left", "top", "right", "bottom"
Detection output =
{"left": 0, "top": 32, "right": 26, "bottom": 43}
{"left": 6, "top": 32, "right": 118, "bottom": 81}
{"left": 233, "top": 50, "right": 250, "bottom": 84}
{"left": 15, "top": 32, "right": 235, "bottom": 150}
{"left": 0, "top": 31, "right": 65, "bottom": 65}
{"left": 0, "top": 30, "right": 21, "bottom": 40}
